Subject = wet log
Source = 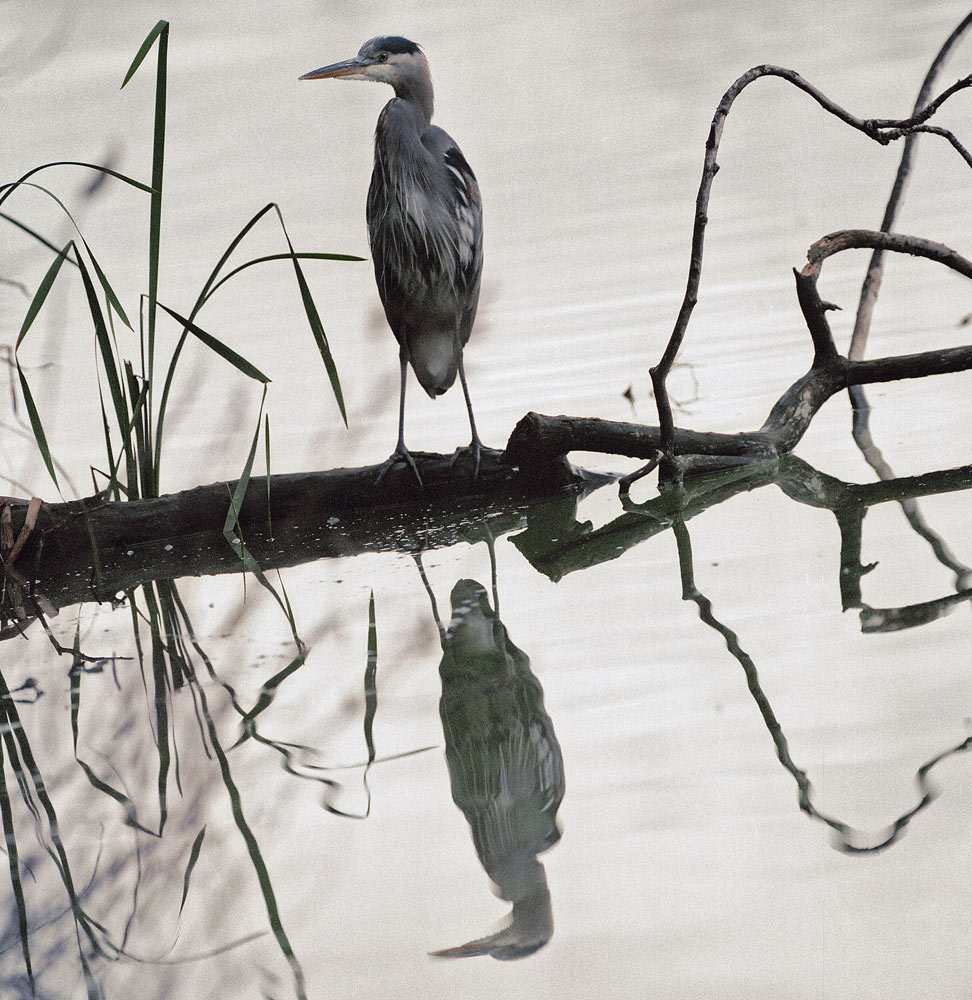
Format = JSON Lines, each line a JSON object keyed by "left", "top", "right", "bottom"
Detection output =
{"left": 0, "top": 448, "right": 605, "bottom": 612}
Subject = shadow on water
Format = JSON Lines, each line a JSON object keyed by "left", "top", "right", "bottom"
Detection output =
{"left": 0, "top": 445, "right": 971, "bottom": 994}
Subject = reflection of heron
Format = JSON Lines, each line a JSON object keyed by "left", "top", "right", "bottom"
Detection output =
{"left": 300, "top": 36, "right": 485, "bottom": 483}
{"left": 430, "top": 579, "right": 565, "bottom": 960}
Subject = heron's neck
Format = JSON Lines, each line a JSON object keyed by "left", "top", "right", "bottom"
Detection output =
{"left": 393, "top": 71, "right": 434, "bottom": 129}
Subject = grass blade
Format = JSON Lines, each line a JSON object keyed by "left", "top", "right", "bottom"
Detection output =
{"left": 0, "top": 717, "right": 35, "bottom": 997}
{"left": 273, "top": 206, "right": 347, "bottom": 426}
{"left": 119, "top": 19, "right": 169, "bottom": 451}
{"left": 125, "top": 362, "right": 151, "bottom": 498}
{"left": 223, "top": 386, "right": 266, "bottom": 540}
{"left": 147, "top": 21, "right": 169, "bottom": 386}
{"left": 221, "top": 391, "right": 307, "bottom": 646}
{"left": 85, "top": 242, "right": 133, "bottom": 329}
{"left": 152, "top": 203, "right": 277, "bottom": 487}
{"left": 201, "top": 251, "right": 365, "bottom": 304}
{"left": 145, "top": 22, "right": 168, "bottom": 400}
{"left": 68, "top": 633, "right": 154, "bottom": 833}
{"left": 17, "top": 241, "right": 73, "bottom": 344}
{"left": 192, "top": 680, "right": 307, "bottom": 999}
{"left": 0, "top": 211, "right": 81, "bottom": 262}
{"left": 120, "top": 20, "right": 169, "bottom": 88}
{"left": 157, "top": 302, "right": 270, "bottom": 383}
{"left": 16, "top": 368, "right": 58, "bottom": 490}
{"left": 143, "top": 585, "right": 172, "bottom": 834}
{"left": 0, "top": 161, "right": 153, "bottom": 212}
{"left": 191, "top": 202, "right": 277, "bottom": 310}
{"left": 264, "top": 414, "right": 272, "bottom": 535}
{"left": 292, "top": 255, "right": 347, "bottom": 425}
{"left": 236, "top": 654, "right": 307, "bottom": 741}
{"left": 0, "top": 669, "right": 112, "bottom": 992}
{"left": 357, "top": 591, "right": 379, "bottom": 817}
{"left": 3, "top": 182, "right": 133, "bottom": 330}
{"left": 179, "top": 826, "right": 206, "bottom": 915}
{"left": 78, "top": 256, "right": 137, "bottom": 497}
{"left": 364, "top": 591, "right": 378, "bottom": 765}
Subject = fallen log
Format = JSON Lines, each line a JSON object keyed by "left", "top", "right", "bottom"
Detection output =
{"left": 0, "top": 447, "right": 607, "bottom": 612}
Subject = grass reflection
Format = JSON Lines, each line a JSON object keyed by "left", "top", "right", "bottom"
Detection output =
{"left": 0, "top": 663, "right": 115, "bottom": 998}
{"left": 0, "top": 568, "right": 313, "bottom": 998}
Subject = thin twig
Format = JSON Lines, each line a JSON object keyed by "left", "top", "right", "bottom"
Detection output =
{"left": 805, "top": 229, "right": 972, "bottom": 279}
{"left": 864, "top": 72, "right": 972, "bottom": 130}
{"left": 882, "top": 124, "right": 972, "bottom": 169}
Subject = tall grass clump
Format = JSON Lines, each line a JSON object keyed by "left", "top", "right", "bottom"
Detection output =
{"left": 3, "top": 19, "right": 358, "bottom": 501}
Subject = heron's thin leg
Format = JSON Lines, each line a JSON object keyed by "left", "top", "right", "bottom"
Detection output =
{"left": 485, "top": 529, "right": 499, "bottom": 617}
{"left": 457, "top": 353, "right": 481, "bottom": 447}
{"left": 376, "top": 344, "right": 423, "bottom": 485}
{"left": 395, "top": 349, "right": 409, "bottom": 453}
{"left": 456, "top": 352, "right": 483, "bottom": 479}
{"left": 412, "top": 552, "right": 447, "bottom": 646}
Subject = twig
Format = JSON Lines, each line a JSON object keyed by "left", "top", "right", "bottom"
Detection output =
{"left": 804, "top": 229, "right": 972, "bottom": 279}
{"left": 842, "top": 14, "right": 972, "bottom": 595}
{"left": 884, "top": 124, "right": 972, "bottom": 169}
{"left": 864, "top": 72, "right": 972, "bottom": 130}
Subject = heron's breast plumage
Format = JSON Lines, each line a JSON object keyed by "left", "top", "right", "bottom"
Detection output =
{"left": 367, "top": 101, "right": 482, "bottom": 397}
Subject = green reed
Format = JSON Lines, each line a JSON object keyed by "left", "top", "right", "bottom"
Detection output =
{"left": 5, "top": 19, "right": 359, "bottom": 501}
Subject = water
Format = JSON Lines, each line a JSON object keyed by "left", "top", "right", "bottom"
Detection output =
{"left": 2, "top": 1, "right": 972, "bottom": 997}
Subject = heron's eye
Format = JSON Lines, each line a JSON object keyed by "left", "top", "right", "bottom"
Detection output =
{"left": 377, "top": 52, "right": 388, "bottom": 63}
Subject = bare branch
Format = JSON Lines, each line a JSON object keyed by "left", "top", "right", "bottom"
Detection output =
{"left": 882, "top": 124, "right": 972, "bottom": 168}
{"left": 792, "top": 268, "right": 840, "bottom": 364}
{"left": 804, "top": 229, "right": 972, "bottom": 280}
{"left": 852, "top": 12, "right": 972, "bottom": 355}
{"left": 652, "top": 46, "right": 972, "bottom": 481}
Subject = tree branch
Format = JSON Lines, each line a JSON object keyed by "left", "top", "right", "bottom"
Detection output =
{"left": 651, "top": 52, "right": 972, "bottom": 482}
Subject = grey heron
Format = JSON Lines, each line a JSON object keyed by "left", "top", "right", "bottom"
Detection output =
{"left": 300, "top": 36, "right": 485, "bottom": 483}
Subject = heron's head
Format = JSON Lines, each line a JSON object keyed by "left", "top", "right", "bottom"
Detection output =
{"left": 300, "top": 36, "right": 430, "bottom": 92}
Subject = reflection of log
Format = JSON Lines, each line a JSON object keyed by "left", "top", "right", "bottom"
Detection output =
{"left": 860, "top": 589, "right": 972, "bottom": 633}
{"left": 515, "top": 456, "right": 972, "bottom": 583}
{"left": 5, "top": 443, "right": 971, "bottom": 620}
{"left": 2, "top": 451, "right": 607, "bottom": 610}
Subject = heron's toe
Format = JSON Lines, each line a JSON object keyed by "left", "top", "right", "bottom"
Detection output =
{"left": 375, "top": 446, "right": 423, "bottom": 486}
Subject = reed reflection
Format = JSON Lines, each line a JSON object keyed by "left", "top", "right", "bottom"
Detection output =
{"left": 428, "top": 577, "right": 565, "bottom": 960}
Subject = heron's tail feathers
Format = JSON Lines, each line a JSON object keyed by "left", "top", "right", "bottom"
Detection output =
{"left": 409, "top": 330, "right": 460, "bottom": 398}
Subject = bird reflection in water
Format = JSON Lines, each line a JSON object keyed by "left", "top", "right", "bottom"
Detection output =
{"left": 424, "top": 575, "right": 565, "bottom": 959}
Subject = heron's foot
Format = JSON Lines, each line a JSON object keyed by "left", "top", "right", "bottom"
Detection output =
{"left": 375, "top": 446, "right": 423, "bottom": 486}
{"left": 449, "top": 440, "right": 500, "bottom": 481}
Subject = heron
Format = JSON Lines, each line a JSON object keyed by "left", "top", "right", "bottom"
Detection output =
{"left": 300, "top": 36, "right": 485, "bottom": 483}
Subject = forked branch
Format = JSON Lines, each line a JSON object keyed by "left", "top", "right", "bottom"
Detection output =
{"left": 650, "top": 49, "right": 972, "bottom": 481}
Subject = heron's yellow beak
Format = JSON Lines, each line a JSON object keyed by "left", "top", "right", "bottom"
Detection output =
{"left": 299, "top": 57, "right": 368, "bottom": 81}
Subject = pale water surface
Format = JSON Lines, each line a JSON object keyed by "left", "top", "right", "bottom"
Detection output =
{"left": 2, "top": 1, "right": 972, "bottom": 998}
